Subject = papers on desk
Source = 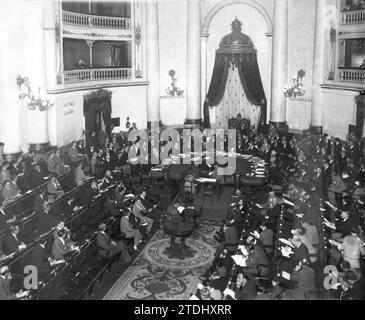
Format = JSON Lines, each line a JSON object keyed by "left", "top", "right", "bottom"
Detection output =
{"left": 195, "top": 177, "right": 217, "bottom": 183}
{"left": 256, "top": 203, "right": 264, "bottom": 209}
{"left": 232, "top": 254, "right": 247, "bottom": 267}
{"left": 281, "top": 246, "right": 293, "bottom": 258}
{"left": 238, "top": 245, "right": 248, "bottom": 256}
{"left": 282, "top": 271, "right": 291, "bottom": 280}
{"left": 342, "top": 173, "right": 349, "bottom": 179}
{"left": 282, "top": 198, "right": 294, "bottom": 207}
{"left": 151, "top": 167, "right": 163, "bottom": 172}
{"left": 0, "top": 253, "right": 15, "bottom": 261}
{"left": 125, "top": 194, "right": 135, "bottom": 198}
{"left": 177, "top": 206, "right": 185, "bottom": 214}
{"left": 189, "top": 295, "right": 200, "bottom": 300}
{"left": 279, "top": 238, "right": 294, "bottom": 247}
{"left": 51, "top": 259, "right": 65, "bottom": 266}
{"left": 329, "top": 239, "right": 341, "bottom": 247}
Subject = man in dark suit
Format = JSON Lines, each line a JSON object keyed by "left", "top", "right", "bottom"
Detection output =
{"left": 27, "top": 238, "right": 52, "bottom": 280}
{"left": 289, "top": 238, "right": 310, "bottom": 272}
{"left": 229, "top": 272, "right": 258, "bottom": 300}
{"left": 31, "top": 163, "right": 46, "bottom": 188}
{"left": 37, "top": 203, "right": 58, "bottom": 236}
{"left": 9, "top": 158, "right": 23, "bottom": 179}
{"left": 0, "top": 266, "right": 29, "bottom": 299}
{"left": 23, "top": 151, "right": 36, "bottom": 174}
{"left": 1, "top": 224, "right": 25, "bottom": 255}
{"left": 32, "top": 188, "right": 47, "bottom": 214}
{"left": 96, "top": 223, "right": 131, "bottom": 264}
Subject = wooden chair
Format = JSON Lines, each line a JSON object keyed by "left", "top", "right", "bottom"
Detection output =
{"left": 203, "top": 184, "right": 214, "bottom": 203}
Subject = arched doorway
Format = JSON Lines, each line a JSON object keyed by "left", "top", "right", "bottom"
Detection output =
{"left": 83, "top": 88, "right": 112, "bottom": 150}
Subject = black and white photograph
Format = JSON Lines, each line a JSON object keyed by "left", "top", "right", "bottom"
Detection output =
{"left": 0, "top": 0, "right": 364, "bottom": 305}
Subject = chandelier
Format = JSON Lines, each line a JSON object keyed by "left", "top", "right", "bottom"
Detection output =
{"left": 166, "top": 70, "right": 184, "bottom": 97}
{"left": 284, "top": 69, "right": 306, "bottom": 98}
{"left": 17, "top": 76, "right": 54, "bottom": 111}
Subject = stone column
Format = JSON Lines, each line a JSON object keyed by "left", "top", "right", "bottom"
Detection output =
{"left": 26, "top": 0, "right": 51, "bottom": 153}
{"left": 185, "top": 0, "right": 202, "bottom": 127}
{"left": 0, "top": 0, "right": 23, "bottom": 161}
{"left": 146, "top": 0, "right": 161, "bottom": 129}
{"left": 86, "top": 40, "right": 95, "bottom": 68}
{"left": 201, "top": 34, "right": 209, "bottom": 107}
{"left": 270, "top": 0, "right": 289, "bottom": 132}
{"left": 310, "top": 0, "right": 326, "bottom": 135}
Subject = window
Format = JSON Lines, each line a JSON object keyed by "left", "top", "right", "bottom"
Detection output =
{"left": 339, "top": 38, "right": 365, "bottom": 69}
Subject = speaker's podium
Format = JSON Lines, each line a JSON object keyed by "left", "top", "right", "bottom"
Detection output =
{"left": 162, "top": 205, "right": 199, "bottom": 258}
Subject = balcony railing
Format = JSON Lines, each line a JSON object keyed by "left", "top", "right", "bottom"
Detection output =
{"left": 62, "top": 10, "right": 131, "bottom": 29}
{"left": 340, "top": 9, "right": 365, "bottom": 24}
{"left": 63, "top": 68, "right": 132, "bottom": 84}
{"left": 338, "top": 68, "right": 365, "bottom": 83}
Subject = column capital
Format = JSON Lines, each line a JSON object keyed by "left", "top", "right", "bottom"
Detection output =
{"left": 86, "top": 40, "right": 95, "bottom": 48}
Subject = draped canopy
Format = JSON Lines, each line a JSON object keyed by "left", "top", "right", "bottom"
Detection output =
{"left": 203, "top": 18, "right": 267, "bottom": 129}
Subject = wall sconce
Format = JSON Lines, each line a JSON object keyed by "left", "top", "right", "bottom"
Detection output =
{"left": 284, "top": 69, "right": 306, "bottom": 99}
{"left": 17, "top": 75, "right": 54, "bottom": 111}
{"left": 165, "top": 70, "right": 184, "bottom": 97}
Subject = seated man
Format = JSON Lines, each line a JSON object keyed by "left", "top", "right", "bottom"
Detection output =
{"left": 225, "top": 272, "right": 258, "bottom": 300}
{"left": 52, "top": 221, "right": 76, "bottom": 253}
{"left": 37, "top": 202, "right": 58, "bottom": 235}
{"left": 74, "top": 162, "right": 89, "bottom": 186}
{"left": 27, "top": 238, "right": 53, "bottom": 281}
{"left": 80, "top": 180, "right": 100, "bottom": 205}
{"left": 47, "top": 175, "right": 65, "bottom": 202}
{"left": 1, "top": 180, "right": 21, "bottom": 203}
{"left": 52, "top": 229, "right": 79, "bottom": 260}
{"left": 47, "top": 152, "right": 59, "bottom": 176}
{"left": 54, "top": 149, "right": 70, "bottom": 176}
{"left": 259, "top": 223, "right": 274, "bottom": 255}
{"left": 32, "top": 188, "right": 47, "bottom": 214}
{"left": 1, "top": 224, "right": 26, "bottom": 255}
{"left": 100, "top": 170, "right": 115, "bottom": 189}
{"left": 31, "top": 163, "right": 47, "bottom": 187}
{"left": 9, "top": 158, "right": 23, "bottom": 179}
{"left": 0, "top": 162, "right": 11, "bottom": 187}
{"left": 324, "top": 210, "right": 356, "bottom": 240}
{"left": 245, "top": 236, "right": 271, "bottom": 277}
{"left": 68, "top": 141, "right": 85, "bottom": 164}
{"left": 120, "top": 209, "right": 143, "bottom": 252}
{"left": 287, "top": 259, "right": 316, "bottom": 300}
{"left": 97, "top": 223, "right": 131, "bottom": 264}
{"left": 114, "top": 181, "right": 128, "bottom": 207}
{"left": 0, "top": 266, "right": 29, "bottom": 300}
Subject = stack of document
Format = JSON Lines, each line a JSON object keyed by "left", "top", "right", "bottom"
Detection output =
{"left": 232, "top": 255, "right": 247, "bottom": 267}
{"left": 177, "top": 206, "right": 185, "bottom": 213}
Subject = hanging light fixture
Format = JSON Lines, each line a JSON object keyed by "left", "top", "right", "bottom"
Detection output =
{"left": 165, "top": 70, "right": 184, "bottom": 97}
{"left": 17, "top": 76, "right": 54, "bottom": 111}
{"left": 284, "top": 69, "right": 306, "bottom": 99}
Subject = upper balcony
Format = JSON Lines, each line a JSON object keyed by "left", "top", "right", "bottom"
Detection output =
{"left": 62, "top": 1, "right": 131, "bottom": 30}
{"left": 340, "top": 9, "right": 365, "bottom": 24}
{"left": 338, "top": 68, "right": 365, "bottom": 83}
{"left": 62, "top": 10, "right": 131, "bottom": 30}
{"left": 340, "top": 0, "right": 365, "bottom": 25}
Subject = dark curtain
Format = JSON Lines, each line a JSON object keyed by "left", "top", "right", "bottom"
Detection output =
{"left": 83, "top": 95, "right": 112, "bottom": 148}
{"left": 203, "top": 57, "right": 230, "bottom": 128}
{"left": 203, "top": 51, "right": 267, "bottom": 130}
{"left": 100, "top": 96, "right": 112, "bottom": 137}
{"left": 356, "top": 93, "right": 365, "bottom": 138}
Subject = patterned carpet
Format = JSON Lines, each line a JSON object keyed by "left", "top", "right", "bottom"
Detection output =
{"left": 103, "top": 220, "right": 220, "bottom": 300}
